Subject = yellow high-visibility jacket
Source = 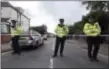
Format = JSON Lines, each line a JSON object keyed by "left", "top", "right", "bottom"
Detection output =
{"left": 11, "top": 25, "right": 23, "bottom": 37}
{"left": 55, "top": 25, "right": 69, "bottom": 38}
{"left": 83, "top": 22, "right": 101, "bottom": 36}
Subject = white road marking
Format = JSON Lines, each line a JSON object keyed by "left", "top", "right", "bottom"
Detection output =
{"left": 49, "top": 58, "right": 54, "bottom": 68}
{"left": 49, "top": 39, "right": 54, "bottom": 69}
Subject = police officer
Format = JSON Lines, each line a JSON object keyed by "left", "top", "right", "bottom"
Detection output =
{"left": 83, "top": 18, "right": 101, "bottom": 62}
{"left": 11, "top": 20, "right": 22, "bottom": 55}
{"left": 52, "top": 18, "right": 69, "bottom": 57}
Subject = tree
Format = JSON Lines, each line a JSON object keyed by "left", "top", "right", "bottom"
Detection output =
{"left": 30, "top": 25, "right": 47, "bottom": 35}
{"left": 42, "top": 24, "right": 47, "bottom": 34}
{"left": 82, "top": 1, "right": 109, "bottom": 12}
{"left": 68, "top": 1, "right": 109, "bottom": 35}
{"left": 82, "top": 1, "right": 109, "bottom": 34}
{"left": 68, "top": 21, "right": 84, "bottom": 34}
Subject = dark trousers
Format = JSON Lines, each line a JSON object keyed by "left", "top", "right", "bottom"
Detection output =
{"left": 12, "top": 36, "right": 20, "bottom": 54}
{"left": 53, "top": 36, "right": 66, "bottom": 55}
{"left": 87, "top": 36, "right": 100, "bottom": 59}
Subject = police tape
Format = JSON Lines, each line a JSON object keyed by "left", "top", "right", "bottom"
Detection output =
{"left": 1, "top": 34, "right": 109, "bottom": 37}
{"left": 66, "top": 35, "right": 109, "bottom": 37}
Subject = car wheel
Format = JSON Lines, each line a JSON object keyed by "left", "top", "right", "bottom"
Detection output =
{"left": 36, "top": 41, "right": 40, "bottom": 47}
{"left": 33, "top": 41, "right": 38, "bottom": 48}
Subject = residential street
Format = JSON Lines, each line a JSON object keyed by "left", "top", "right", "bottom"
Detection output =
{"left": 1, "top": 38, "right": 108, "bottom": 68}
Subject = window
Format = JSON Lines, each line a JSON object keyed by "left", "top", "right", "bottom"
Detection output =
{"left": 1, "top": 24, "right": 9, "bottom": 34}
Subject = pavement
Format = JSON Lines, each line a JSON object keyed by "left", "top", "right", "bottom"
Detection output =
{"left": 1, "top": 42, "right": 12, "bottom": 53}
{"left": 1, "top": 38, "right": 108, "bottom": 68}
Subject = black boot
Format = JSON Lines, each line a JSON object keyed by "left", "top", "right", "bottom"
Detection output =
{"left": 93, "top": 58, "right": 99, "bottom": 62}
{"left": 88, "top": 56, "right": 93, "bottom": 61}
{"left": 60, "top": 54, "right": 64, "bottom": 57}
{"left": 52, "top": 54, "right": 57, "bottom": 57}
{"left": 17, "top": 52, "right": 21, "bottom": 55}
{"left": 12, "top": 51, "right": 17, "bottom": 55}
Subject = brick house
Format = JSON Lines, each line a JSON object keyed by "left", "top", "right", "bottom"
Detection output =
{"left": 1, "top": 2, "right": 30, "bottom": 44}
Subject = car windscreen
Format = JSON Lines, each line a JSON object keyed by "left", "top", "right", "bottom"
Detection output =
{"left": 32, "top": 31, "right": 41, "bottom": 36}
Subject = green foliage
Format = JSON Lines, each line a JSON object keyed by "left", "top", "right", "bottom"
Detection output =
{"left": 69, "top": 21, "right": 84, "bottom": 34}
{"left": 82, "top": 1, "right": 109, "bottom": 12}
{"left": 30, "top": 25, "right": 47, "bottom": 35}
{"left": 69, "top": 1, "right": 109, "bottom": 35}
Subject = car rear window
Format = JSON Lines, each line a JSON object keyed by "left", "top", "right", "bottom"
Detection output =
{"left": 20, "top": 31, "right": 29, "bottom": 36}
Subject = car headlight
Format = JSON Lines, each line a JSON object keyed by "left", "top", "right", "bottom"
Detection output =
{"left": 28, "top": 40, "right": 32, "bottom": 43}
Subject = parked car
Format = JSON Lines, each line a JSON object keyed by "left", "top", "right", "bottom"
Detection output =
{"left": 18, "top": 30, "right": 44, "bottom": 48}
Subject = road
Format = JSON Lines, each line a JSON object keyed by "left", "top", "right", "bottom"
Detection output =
{"left": 1, "top": 38, "right": 108, "bottom": 68}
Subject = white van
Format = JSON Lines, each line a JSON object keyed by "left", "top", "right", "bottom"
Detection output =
{"left": 43, "top": 34, "right": 47, "bottom": 40}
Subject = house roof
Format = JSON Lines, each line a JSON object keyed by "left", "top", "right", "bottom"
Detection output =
{"left": 1, "top": 2, "right": 11, "bottom": 7}
{"left": 15, "top": 7, "right": 24, "bottom": 12}
{"left": 1, "top": 2, "right": 30, "bottom": 20}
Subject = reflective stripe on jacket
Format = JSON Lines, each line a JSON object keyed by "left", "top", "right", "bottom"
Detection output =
{"left": 83, "top": 22, "right": 101, "bottom": 36}
{"left": 55, "top": 25, "right": 69, "bottom": 38}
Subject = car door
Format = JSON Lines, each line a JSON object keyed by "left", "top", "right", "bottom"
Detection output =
{"left": 32, "top": 31, "right": 41, "bottom": 44}
{"left": 38, "top": 34, "right": 43, "bottom": 44}
{"left": 30, "top": 31, "right": 38, "bottom": 45}
{"left": 35, "top": 32, "right": 42, "bottom": 44}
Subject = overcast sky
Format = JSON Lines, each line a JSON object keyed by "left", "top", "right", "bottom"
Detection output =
{"left": 9, "top": 1, "right": 89, "bottom": 33}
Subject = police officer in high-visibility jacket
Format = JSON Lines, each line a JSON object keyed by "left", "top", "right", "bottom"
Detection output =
{"left": 11, "top": 20, "right": 22, "bottom": 55}
{"left": 83, "top": 18, "right": 101, "bottom": 62}
{"left": 52, "top": 19, "right": 69, "bottom": 57}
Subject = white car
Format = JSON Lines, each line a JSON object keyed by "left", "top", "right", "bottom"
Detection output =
{"left": 18, "top": 30, "right": 44, "bottom": 48}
